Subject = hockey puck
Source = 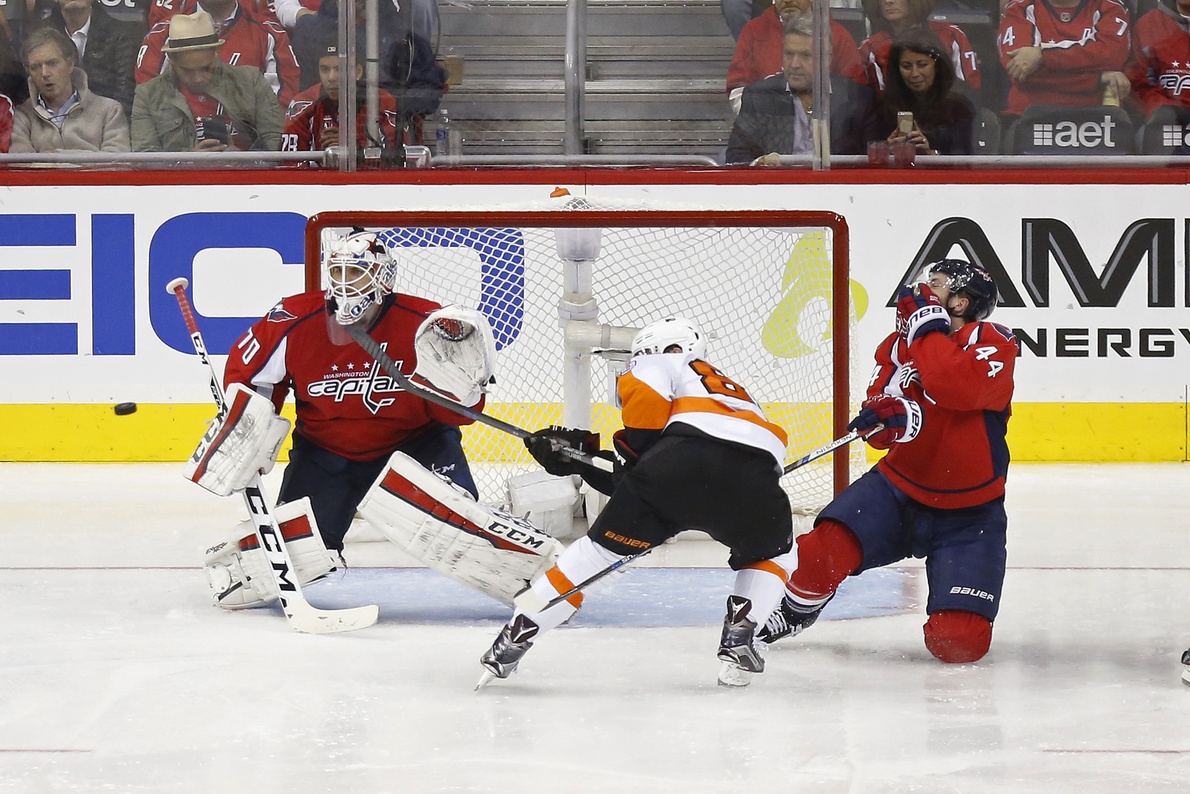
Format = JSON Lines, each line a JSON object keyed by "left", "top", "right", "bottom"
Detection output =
{"left": 113, "top": 402, "right": 138, "bottom": 416}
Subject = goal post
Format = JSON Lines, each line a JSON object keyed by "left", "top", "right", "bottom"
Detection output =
{"left": 304, "top": 205, "right": 860, "bottom": 517}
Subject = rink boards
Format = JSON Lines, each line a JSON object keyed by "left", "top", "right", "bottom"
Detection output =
{"left": 1, "top": 174, "right": 1188, "bottom": 463}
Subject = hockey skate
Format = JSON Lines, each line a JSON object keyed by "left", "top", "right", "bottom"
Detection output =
{"left": 756, "top": 592, "right": 834, "bottom": 644}
{"left": 717, "top": 595, "right": 764, "bottom": 687}
{"left": 1182, "top": 648, "right": 1190, "bottom": 687}
{"left": 476, "top": 614, "right": 540, "bottom": 690}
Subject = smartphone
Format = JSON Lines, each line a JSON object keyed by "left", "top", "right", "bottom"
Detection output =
{"left": 897, "top": 112, "right": 914, "bottom": 135}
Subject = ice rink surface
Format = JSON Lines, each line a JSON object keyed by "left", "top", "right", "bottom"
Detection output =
{"left": 2, "top": 462, "right": 1190, "bottom": 793}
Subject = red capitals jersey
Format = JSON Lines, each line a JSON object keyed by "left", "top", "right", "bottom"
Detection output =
{"left": 859, "top": 22, "right": 982, "bottom": 92}
{"left": 998, "top": 0, "right": 1131, "bottom": 114}
{"left": 867, "top": 322, "right": 1016, "bottom": 509}
{"left": 281, "top": 84, "right": 400, "bottom": 152}
{"left": 726, "top": 6, "right": 867, "bottom": 95}
{"left": 1128, "top": 4, "right": 1190, "bottom": 116}
{"left": 223, "top": 291, "right": 482, "bottom": 462}
{"left": 137, "top": 2, "right": 301, "bottom": 107}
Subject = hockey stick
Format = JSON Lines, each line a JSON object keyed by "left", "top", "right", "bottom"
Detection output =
{"left": 343, "top": 322, "right": 614, "bottom": 472}
{"left": 513, "top": 428, "right": 880, "bottom": 614}
{"left": 782, "top": 427, "right": 876, "bottom": 475}
{"left": 167, "top": 277, "right": 379, "bottom": 634}
{"left": 512, "top": 547, "right": 653, "bottom": 613}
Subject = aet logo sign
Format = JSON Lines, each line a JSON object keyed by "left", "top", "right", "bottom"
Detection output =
{"left": 1031, "top": 115, "right": 1120, "bottom": 149}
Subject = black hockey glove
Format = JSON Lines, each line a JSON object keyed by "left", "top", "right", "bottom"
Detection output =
{"left": 524, "top": 426, "right": 601, "bottom": 477}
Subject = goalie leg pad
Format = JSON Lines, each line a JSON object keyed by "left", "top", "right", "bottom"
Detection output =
{"left": 357, "top": 451, "right": 564, "bottom": 605}
{"left": 185, "top": 383, "right": 291, "bottom": 497}
{"left": 203, "top": 498, "right": 338, "bottom": 610}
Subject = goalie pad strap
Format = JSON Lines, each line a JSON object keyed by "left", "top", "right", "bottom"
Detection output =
{"left": 358, "top": 452, "right": 562, "bottom": 605}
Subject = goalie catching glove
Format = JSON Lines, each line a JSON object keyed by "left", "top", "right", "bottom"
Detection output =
{"left": 848, "top": 394, "right": 923, "bottom": 450}
{"left": 185, "top": 383, "right": 291, "bottom": 496}
{"left": 357, "top": 451, "right": 563, "bottom": 605}
{"left": 410, "top": 306, "right": 497, "bottom": 407}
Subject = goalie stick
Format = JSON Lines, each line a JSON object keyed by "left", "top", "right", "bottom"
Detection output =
{"left": 512, "top": 427, "right": 876, "bottom": 614}
{"left": 343, "top": 322, "right": 614, "bottom": 472}
{"left": 167, "top": 277, "right": 379, "bottom": 635}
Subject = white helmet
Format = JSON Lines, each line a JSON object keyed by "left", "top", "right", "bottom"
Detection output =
{"left": 324, "top": 231, "right": 397, "bottom": 325}
{"left": 631, "top": 316, "right": 707, "bottom": 358}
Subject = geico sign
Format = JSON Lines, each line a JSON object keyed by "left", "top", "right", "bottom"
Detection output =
{"left": 1031, "top": 116, "right": 1121, "bottom": 148}
{"left": 0, "top": 212, "right": 526, "bottom": 357}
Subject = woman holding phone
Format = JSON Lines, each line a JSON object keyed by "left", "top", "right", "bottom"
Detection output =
{"left": 876, "top": 30, "right": 976, "bottom": 156}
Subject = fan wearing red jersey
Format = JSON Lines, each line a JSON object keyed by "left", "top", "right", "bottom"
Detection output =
{"left": 998, "top": 0, "right": 1131, "bottom": 115}
{"left": 760, "top": 259, "right": 1017, "bottom": 665}
{"left": 192, "top": 231, "right": 565, "bottom": 611}
{"left": 281, "top": 43, "right": 400, "bottom": 154}
{"left": 1128, "top": 0, "right": 1190, "bottom": 121}
{"left": 478, "top": 317, "right": 799, "bottom": 689}
{"left": 137, "top": 0, "right": 301, "bottom": 106}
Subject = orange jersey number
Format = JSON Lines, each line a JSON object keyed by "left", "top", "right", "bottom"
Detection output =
{"left": 690, "top": 360, "right": 755, "bottom": 404}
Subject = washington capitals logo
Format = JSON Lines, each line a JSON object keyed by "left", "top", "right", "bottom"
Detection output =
{"left": 307, "top": 341, "right": 403, "bottom": 414}
{"left": 266, "top": 302, "right": 298, "bottom": 323}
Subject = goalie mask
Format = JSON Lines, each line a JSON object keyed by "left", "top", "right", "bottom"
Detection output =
{"left": 631, "top": 316, "right": 707, "bottom": 359}
{"left": 915, "top": 259, "right": 998, "bottom": 322}
{"left": 325, "top": 231, "right": 397, "bottom": 326}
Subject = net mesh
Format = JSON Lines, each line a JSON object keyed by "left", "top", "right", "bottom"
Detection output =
{"left": 311, "top": 203, "right": 862, "bottom": 515}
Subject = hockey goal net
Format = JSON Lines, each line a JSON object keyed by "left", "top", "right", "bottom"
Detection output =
{"left": 305, "top": 201, "right": 862, "bottom": 517}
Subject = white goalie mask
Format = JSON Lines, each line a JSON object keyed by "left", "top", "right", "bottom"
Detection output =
{"left": 631, "top": 316, "right": 708, "bottom": 359}
{"left": 324, "top": 231, "right": 397, "bottom": 325}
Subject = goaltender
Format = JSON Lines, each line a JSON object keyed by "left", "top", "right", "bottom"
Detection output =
{"left": 185, "top": 230, "right": 562, "bottom": 611}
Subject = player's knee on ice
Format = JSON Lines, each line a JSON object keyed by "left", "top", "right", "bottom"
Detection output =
{"left": 923, "top": 609, "right": 992, "bottom": 663}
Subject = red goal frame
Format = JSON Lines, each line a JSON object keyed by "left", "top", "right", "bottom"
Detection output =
{"left": 305, "top": 208, "right": 853, "bottom": 496}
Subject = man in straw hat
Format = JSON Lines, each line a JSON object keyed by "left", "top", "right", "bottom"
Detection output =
{"left": 131, "top": 10, "right": 282, "bottom": 151}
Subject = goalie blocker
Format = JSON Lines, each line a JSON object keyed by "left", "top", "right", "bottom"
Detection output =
{"left": 357, "top": 451, "right": 563, "bottom": 605}
{"left": 186, "top": 383, "right": 291, "bottom": 497}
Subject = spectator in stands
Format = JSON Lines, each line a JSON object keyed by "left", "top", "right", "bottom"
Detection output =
{"left": 858, "top": 0, "right": 980, "bottom": 95}
{"left": 0, "top": 8, "right": 28, "bottom": 106}
{"left": 11, "top": 27, "right": 129, "bottom": 152}
{"left": 275, "top": 0, "right": 438, "bottom": 48}
{"left": 36, "top": 0, "right": 139, "bottom": 115}
{"left": 281, "top": 42, "right": 400, "bottom": 154}
{"left": 291, "top": 0, "right": 444, "bottom": 142}
{"left": 726, "top": 14, "right": 875, "bottom": 164}
{"left": 727, "top": 0, "right": 866, "bottom": 114}
{"left": 998, "top": 0, "right": 1131, "bottom": 116}
{"left": 1128, "top": 0, "right": 1190, "bottom": 123}
{"left": 0, "top": 91, "right": 12, "bottom": 152}
{"left": 874, "top": 30, "right": 975, "bottom": 154}
{"left": 130, "top": 11, "right": 283, "bottom": 151}
{"left": 136, "top": 0, "right": 301, "bottom": 107}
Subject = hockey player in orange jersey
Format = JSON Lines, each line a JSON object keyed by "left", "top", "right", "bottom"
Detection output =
{"left": 478, "top": 316, "right": 798, "bottom": 688}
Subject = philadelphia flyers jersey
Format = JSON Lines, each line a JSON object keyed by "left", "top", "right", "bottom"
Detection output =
{"left": 867, "top": 322, "right": 1017, "bottom": 509}
{"left": 617, "top": 352, "right": 788, "bottom": 468}
{"left": 222, "top": 291, "right": 480, "bottom": 462}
